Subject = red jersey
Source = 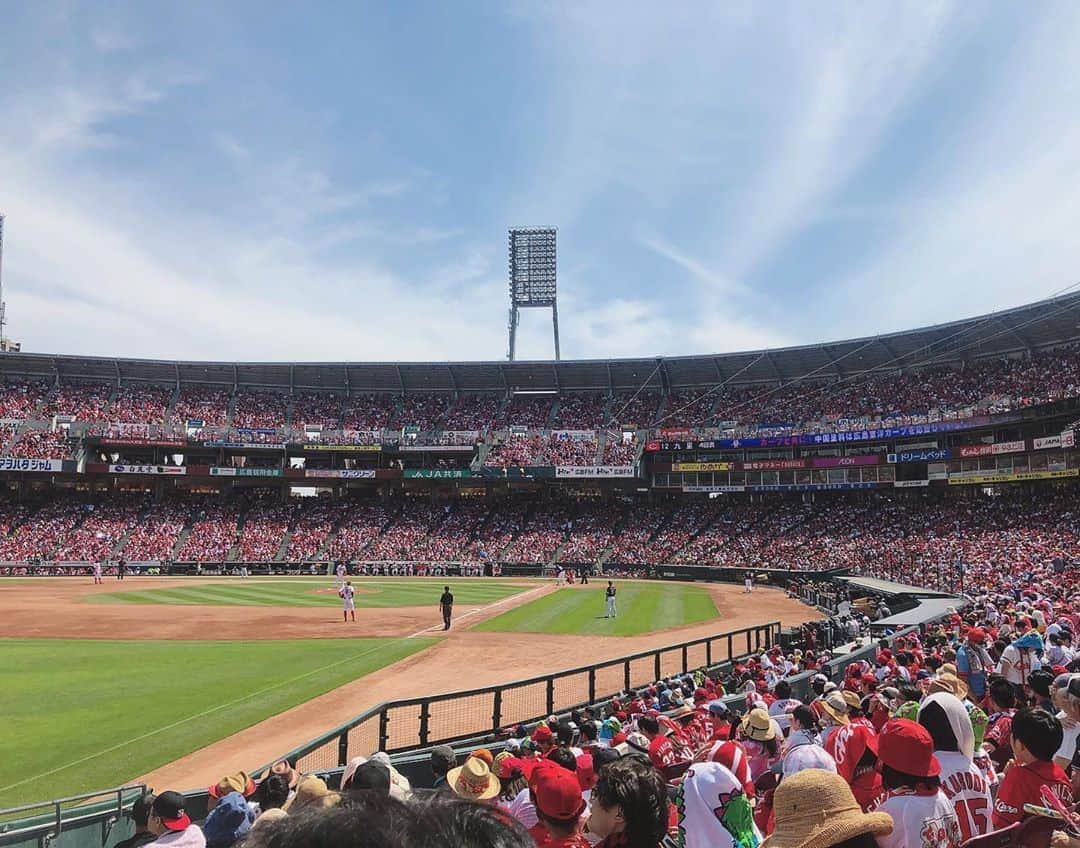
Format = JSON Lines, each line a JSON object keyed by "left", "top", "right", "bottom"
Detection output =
{"left": 850, "top": 768, "right": 884, "bottom": 813}
{"left": 648, "top": 735, "right": 680, "bottom": 769}
{"left": 991, "top": 758, "right": 1074, "bottom": 828}
{"left": 528, "top": 823, "right": 591, "bottom": 848}
{"left": 983, "top": 711, "right": 1014, "bottom": 769}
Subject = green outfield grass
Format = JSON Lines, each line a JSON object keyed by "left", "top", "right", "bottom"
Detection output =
{"left": 2, "top": 637, "right": 435, "bottom": 808}
{"left": 87, "top": 578, "right": 528, "bottom": 608}
{"left": 473, "top": 582, "right": 718, "bottom": 636}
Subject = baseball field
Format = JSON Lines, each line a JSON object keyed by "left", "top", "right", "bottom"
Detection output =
{"left": 1, "top": 575, "right": 815, "bottom": 811}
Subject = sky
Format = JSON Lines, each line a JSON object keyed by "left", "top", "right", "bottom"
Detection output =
{"left": 3, "top": 2, "right": 1080, "bottom": 363}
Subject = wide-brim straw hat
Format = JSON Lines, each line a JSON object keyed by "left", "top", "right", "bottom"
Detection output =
{"left": 762, "top": 768, "right": 893, "bottom": 848}
{"left": 740, "top": 707, "right": 776, "bottom": 742}
{"left": 447, "top": 756, "right": 501, "bottom": 801}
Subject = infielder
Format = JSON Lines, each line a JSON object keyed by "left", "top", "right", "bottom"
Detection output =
{"left": 335, "top": 561, "right": 347, "bottom": 590}
{"left": 605, "top": 581, "right": 617, "bottom": 618}
{"left": 339, "top": 580, "right": 356, "bottom": 622}
{"left": 92, "top": 560, "right": 103, "bottom": 584}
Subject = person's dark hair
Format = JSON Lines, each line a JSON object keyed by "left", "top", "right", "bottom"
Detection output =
{"left": 247, "top": 795, "right": 405, "bottom": 848}
{"left": 856, "top": 746, "right": 877, "bottom": 770}
{"left": 761, "top": 736, "right": 779, "bottom": 757}
{"left": 637, "top": 716, "right": 659, "bottom": 735}
{"left": 431, "top": 746, "right": 456, "bottom": 777}
{"left": 547, "top": 747, "right": 578, "bottom": 772}
{"left": 1011, "top": 707, "right": 1063, "bottom": 762}
{"left": 791, "top": 705, "right": 818, "bottom": 732}
{"left": 774, "top": 680, "right": 791, "bottom": 700}
{"left": 917, "top": 701, "right": 959, "bottom": 753}
{"left": 828, "top": 834, "right": 882, "bottom": 848}
{"left": 590, "top": 757, "right": 667, "bottom": 848}
{"left": 256, "top": 773, "right": 290, "bottom": 810}
{"left": 416, "top": 795, "right": 535, "bottom": 848}
{"left": 556, "top": 723, "right": 576, "bottom": 747}
{"left": 989, "top": 678, "right": 1016, "bottom": 710}
{"left": 349, "top": 762, "right": 391, "bottom": 794}
{"left": 443, "top": 585, "right": 449, "bottom": 592}
{"left": 580, "top": 721, "right": 598, "bottom": 742}
{"left": 131, "top": 793, "right": 155, "bottom": 828}
{"left": 925, "top": 656, "right": 943, "bottom": 672}
{"left": 880, "top": 764, "right": 941, "bottom": 793}
{"left": 898, "top": 684, "right": 922, "bottom": 704}
{"left": 1026, "top": 670, "right": 1054, "bottom": 698}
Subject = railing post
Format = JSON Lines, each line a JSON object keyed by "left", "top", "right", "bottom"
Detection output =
{"left": 705, "top": 638, "right": 712, "bottom": 668}
{"left": 419, "top": 700, "right": 431, "bottom": 747}
{"left": 492, "top": 690, "right": 503, "bottom": 733}
{"left": 624, "top": 659, "right": 631, "bottom": 692}
{"left": 746, "top": 630, "right": 751, "bottom": 655}
{"left": 378, "top": 708, "right": 390, "bottom": 752}
{"left": 727, "top": 633, "right": 733, "bottom": 661}
{"left": 654, "top": 651, "right": 661, "bottom": 681}
{"left": 588, "top": 668, "right": 596, "bottom": 705}
{"left": 337, "top": 730, "right": 349, "bottom": 766}
{"left": 546, "top": 678, "right": 555, "bottom": 717}
{"left": 681, "top": 644, "right": 688, "bottom": 673}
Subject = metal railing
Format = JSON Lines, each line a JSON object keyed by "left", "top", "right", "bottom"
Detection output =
{"left": 253, "top": 619, "right": 780, "bottom": 777}
{"left": 0, "top": 785, "right": 147, "bottom": 848}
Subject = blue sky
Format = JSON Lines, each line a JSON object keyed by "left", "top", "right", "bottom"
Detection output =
{"left": 3, "top": 2, "right": 1080, "bottom": 362}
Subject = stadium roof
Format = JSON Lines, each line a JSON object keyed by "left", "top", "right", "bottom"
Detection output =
{"left": 2, "top": 291, "right": 1079, "bottom": 392}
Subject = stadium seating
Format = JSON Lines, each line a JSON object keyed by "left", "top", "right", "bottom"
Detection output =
{"left": 484, "top": 434, "right": 547, "bottom": 467}
{"left": 108, "top": 384, "right": 172, "bottom": 424}
{"left": 8, "top": 428, "right": 72, "bottom": 458}
{"left": 342, "top": 393, "right": 398, "bottom": 432}
{"left": 0, "top": 379, "right": 49, "bottom": 419}
{"left": 291, "top": 391, "right": 345, "bottom": 430}
{"left": 232, "top": 389, "right": 289, "bottom": 430}
{"left": 47, "top": 382, "right": 113, "bottom": 422}
{"left": 172, "top": 385, "right": 231, "bottom": 427}
{"left": 550, "top": 393, "right": 607, "bottom": 429}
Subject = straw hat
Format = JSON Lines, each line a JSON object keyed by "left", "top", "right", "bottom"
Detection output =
{"left": 819, "top": 692, "right": 849, "bottom": 725}
{"left": 447, "top": 756, "right": 501, "bottom": 801}
{"left": 927, "top": 672, "right": 969, "bottom": 701}
{"left": 762, "top": 769, "right": 893, "bottom": 848}
{"left": 740, "top": 707, "right": 777, "bottom": 742}
{"left": 282, "top": 776, "right": 338, "bottom": 812}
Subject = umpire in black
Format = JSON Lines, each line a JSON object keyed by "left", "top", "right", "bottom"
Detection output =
{"left": 439, "top": 585, "right": 454, "bottom": 630}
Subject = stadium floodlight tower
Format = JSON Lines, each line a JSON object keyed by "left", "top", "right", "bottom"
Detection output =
{"left": 507, "top": 227, "right": 559, "bottom": 361}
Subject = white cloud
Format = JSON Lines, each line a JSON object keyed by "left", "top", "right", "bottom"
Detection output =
{"left": 638, "top": 233, "right": 743, "bottom": 295}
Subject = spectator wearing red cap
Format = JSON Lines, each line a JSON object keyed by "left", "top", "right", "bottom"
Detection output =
{"left": 871, "top": 719, "right": 961, "bottom": 848}
{"left": 532, "top": 725, "right": 556, "bottom": 756}
{"left": 637, "top": 715, "right": 690, "bottom": 773}
{"left": 955, "top": 628, "right": 993, "bottom": 702}
{"left": 527, "top": 761, "right": 590, "bottom": 848}
{"left": 147, "top": 791, "right": 206, "bottom": 848}
{"left": 992, "top": 707, "right": 1074, "bottom": 828}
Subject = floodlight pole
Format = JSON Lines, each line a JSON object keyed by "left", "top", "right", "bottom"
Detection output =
{"left": 507, "top": 227, "right": 559, "bottom": 361}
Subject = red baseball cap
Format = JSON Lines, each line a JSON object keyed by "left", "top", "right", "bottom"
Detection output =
{"left": 575, "top": 753, "right": 596, "bottom": 791}
{"left": 966, "top": 627, "right": 986, "bottom": 643}
{"left": 531, "top": 725, "right": 554, "bottom": 744}
{"left": 877, "top": 719, "right": 940, "bottom": 778}
{"left": 530, "top": 761, "right": 586, "bottom": 822}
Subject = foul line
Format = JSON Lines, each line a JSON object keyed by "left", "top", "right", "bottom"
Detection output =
{"left": 407, "top": 584, "right": 554, "bottom": 638}
{"left": 0, "top": 638, "right": 412, "bottom": 796}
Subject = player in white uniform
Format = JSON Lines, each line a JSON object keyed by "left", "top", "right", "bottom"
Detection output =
{"left": 92, "top": 561, "right": 103, "bottom": 584}
{"left": 339, "top": 580, "right": 356, "bottom": 622}
{"left": 335, "top": 561, "right": 346, "bottom": 590}
{"left": 744, "top": 570, "right": 753, "bottom": 593}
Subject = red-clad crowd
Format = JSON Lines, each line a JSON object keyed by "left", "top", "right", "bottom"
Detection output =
{"left": 171, "top": 386, "right": 231, "bottom": 428}
{"left": 8, "top": 428, "right": 72, "bottom": 458}
{"left": 48, "top": 382, "right": 113, "bottom": 421}
{"left": 444, "top": 394, "right": 500, "bottom": 431}
{"left": 342, "top": 393, "right": 398, "bottom": 432}
{"left": 291, "top": 392, "right": 345, "bottom": 430}
{"left": 545, "top": 435, "right": 599, "bottom": 466}
{"left": 486, "top": 435, "right": 548, "bottom": 468}
{"left": 0, "top": 379, "right": 49, "bottom": 419}
{"left": 232, "top": 390, "right": 289, "bottom": 430}
{"left": 109, "top": 384, "right": 172, "bottom": 424}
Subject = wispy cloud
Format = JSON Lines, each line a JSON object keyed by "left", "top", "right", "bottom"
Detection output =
{"left": 638, "top": 233, "right": 743, "bottom": 295}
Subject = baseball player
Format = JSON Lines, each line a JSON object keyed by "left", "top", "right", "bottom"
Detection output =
{"left": 92, "top": 560, "right": 103, "bottom": 584}
{"left": 605, "top": 581, "right": 617, "bottom": 618}
{"left": 335, "top": 561, "right": 346, "bottom": 590}
{"left": 744, "top": 570, "right": 753, "bottom": 594}
{"left": 339, "top": 580, "right": 356, "bottom": 622}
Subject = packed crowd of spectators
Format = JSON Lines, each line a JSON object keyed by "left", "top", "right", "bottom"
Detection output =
{"left": 122, "top": 501, "right": 190, "bottom": 561}
{"left": 172, "top": 386, "right": 231, "bottom": 428}
{"left": 399, "top": 394, "right": 453, "bottom": 432}
{"left": 608, "top": 391, "right": 663, "bottom": 428}
{"left": 47, "top": 381, "right": 113, "bottom": 421}
{"left": 443, "top": 394, "right": 500, "bottom": 432}
{"left": 545, "top": 434, "right": 599, "bottom": 466}
{"left": 557, "top": 502, "right": 625, "bottom": 564}
{"left": 601, "top": 434, "right": 637, "bottom": 466}
{"left": 8, "top": 428, "right": 72, "bottom": 458}
{"left": 176, "top": 502, "right": 242, "bottom": 562}
{"left": 552, "top": 394, "right": 608, "bottom": 429}
{"left": 461, "top": 502, "right": 527, "bottom": 562}
{"left": 364, "top": 503, "right": 446, "bottom": 561}
{"left": 485, "top": 435, "right": 548, "bottom": 468}
{"left": 0, "top": 499, "right": 86, "bottom": 560}
{"left": 291, "top": 392, "right": 345, "bottom": 430}
{"left": 286, "top": 501, "right": 350, "bottom": 562}
{"left": 325, "top": 504, "right": 394, "bottom": 562}
{"left": 52, "top": 498, "right": 145, "bottom": 561}
{"left": 605, "top": 505, "right": 671, "bottom": 565}
{"left": 342, "top": 394, "right": 398, "bottom": 432}
{"left": 0, "top": 379, "right": 49, "bottom": 419}
{"left": 502, "top": 506, "right": 571, "bottom": 564}
{"left": 408, "top": 502, "right": 490, "bottom": 562}
{"left": 109, "top": 384, "right": 172, "bottom": 425}
{"left": 232, "top": 390, "right": 289, "bottom": 430}
{"left": 503, "top": 395, "right": 554, "bottom": 428}
{"left": 236, "top": 499, "right": 292, "bottom": 561}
